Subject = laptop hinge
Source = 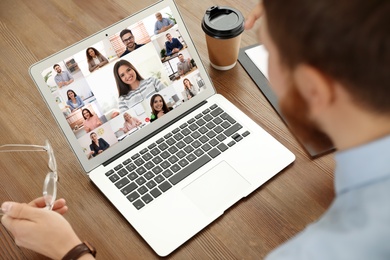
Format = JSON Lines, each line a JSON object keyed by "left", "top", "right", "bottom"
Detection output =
{"left": 103, "top": 100, "right": 208, "bottom": 167}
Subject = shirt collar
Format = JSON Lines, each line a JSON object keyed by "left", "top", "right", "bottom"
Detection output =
{"left": 334, "top": 134, "right": 390, "bottom": 195}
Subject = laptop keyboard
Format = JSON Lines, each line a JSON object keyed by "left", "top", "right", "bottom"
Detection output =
{"left": 105, "top": 104, "right": 250, "bottom": 210}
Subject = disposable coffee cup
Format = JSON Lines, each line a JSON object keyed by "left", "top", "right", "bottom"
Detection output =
{"left": 202, "top": 6, "right": 244, "bottom": 70}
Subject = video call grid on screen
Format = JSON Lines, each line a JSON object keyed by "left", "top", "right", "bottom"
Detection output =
{"left": 41, "top": 6, "right": 207, "bottom": 160}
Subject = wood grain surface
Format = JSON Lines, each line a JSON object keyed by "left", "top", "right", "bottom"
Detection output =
{"left": 0, "top": 0, "right": 335, "bottom": 259}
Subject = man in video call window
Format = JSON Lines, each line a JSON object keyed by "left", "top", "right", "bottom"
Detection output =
{"left": 119, "top": 29, "right": 144, "bottom": 58}
{"left": 177, "top": 53, "right": 193, "bottom": 76}
{"left": 53, "top": 64, "right": 74, "bottom": 88}
{"left": 154, "top": 12, "right": 174, "bottom": 35}
{"left": 165, "top": 33, "right": 183, "bottom": 56}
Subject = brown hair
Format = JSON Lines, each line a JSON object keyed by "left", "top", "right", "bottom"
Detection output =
{"left": 263, "top": 0, "right": 390, "bottom": 113}
{"left": 113, "top": 60, "right": 144, "bottom": 96}
{"left": 150, "top": 94, "right": 170, "bottom": 116}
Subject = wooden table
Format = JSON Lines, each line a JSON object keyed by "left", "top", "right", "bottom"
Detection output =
{"left": 0, "top": 0, "right": 335, "bottom": 259}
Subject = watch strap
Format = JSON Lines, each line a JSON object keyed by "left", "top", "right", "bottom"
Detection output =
{"left": 62, "top": 241, "right": 96, "bottom": 260}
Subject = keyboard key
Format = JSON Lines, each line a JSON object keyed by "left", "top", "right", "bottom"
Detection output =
{"left": 158, "top": 142, "right": 168, "bottom": 151}
{"left": 166, "top": 137, "right": 176, "bottom": 146}
{"left": 242, "top": 131, "right": 250, "bottom": 137}
{"left": 160, "top": 161, "right": 171, "bottom": 169}
{"left": 217, "top": 143, "right": 228, "bottom": 152}
{"left": 144, "top": 161, "right": 155, "bottom": 170}
{"left": 210, "top": 107, "right": 223, "bottom": 116}
{"left": 191, "top": 131, "right": 201, "bottom": 139}
{"left": 160, "top": 151, "right": 170, "bottom": 159}
{"left": 213, "top": 117, "right": 223, "bottom": 125}
{"left": 199, "top": 136, "right": 209, "bottom": 143}
{"left": 164, "top": 133, "right": 173, "bottom": 139}
{"left": 115, "top": 177, "right": 130, "bottom": 189}
{"left": 122, "top": 159, "right": 131, "bottom": 165}
{"left": 148, "top": 143, "right": 156, "bottom": 149}
{"left": 152, "top": 165, "right": 163, "bottom": 174}
{"left": 208, "top": 148, "right": 221, "bottom": 158}
{"left": 126, "top": 163, "right": 136, "bottom": 172}
{"left": 150, "top": 147, "right": 160, "bottom": 156}
{"left": 199, "top": 126, "right": 208, "bottom": 134}
{"left": 127, "top": 172, "right": 138, "bottom": 181}
{"left": 135, "top": 176, "right": 146, "bottom": 185}
{"left": 221, "top": 112, "right": 236, "bottom": 124}
{"left": 209, "top": 138, "right": 219, "bottom": 147}
{"left": 187, "top": 118, "right": 195, "bottom": 124}
{"left": 168, "top": 146, "right": 179, "bottom": 154}
{"left": 168, "top": 155, "right": 179, "bottom": 164}
{"left": 127, "top": 191, "right": 140, "bottom": 202}
{"left": 203, "top": 114, "right": 213, "bottom": 122}
{"left": 228, "top": 141, "right": 236, "bottom": 147}
{"left": 184, "top": 145, "right": 194, "bottom": 153}
{"left": 162, "top": 169, "right": 173, "bottom": 178}
{"left": 156, "top": 138, "right": 164, "bottom": 144}
{"left": 224, "top": 123, "right": 243, "bottom": 137}
{"left": 146, "top": 180, "right": 157, "bottom": 189}
{"left": 142, "top": 152, "right": 153, "bottom": 161}
{"left": 137, "top": 186, "right": 148, "bottom": 195}
{"left": 131, "top": 153, "right": 140, "bottom": 160}
{"left": 117, "top": 168, "right": 128, "bottom": 177}
{"left": 150, "top": 188, "right": 162, "bottom": 198}
{"left": 188, "top": 123, "right": 199, "bottom": 131}
{"left": 194, "top": 148, "right": 204, "bottom": 157}
{"left": 109, "top": 174, "right": 120, "bottom": 183}
{"left": 154, "top": 174, "right": 164, "bottom": 183}
{"left": 169, "top": 155, "right": 211, "bottom": 185}
{"left": 121, "top": 182, "right": 137, "bottom": 195}
{"left": 170, "top": 164, "right": 181, "bottom": 173}
{"left": 135, "top": 166, "right": 146, "bottom": 175}
{"left": 214, "top": 125, "right": 224, "bottom": 133}
{"left": 195, "top": 113, "right": 203, "bottom": 119}
{"left": 139, "top": 148, "right": 148, "bottom": 154}
{"left": 159, "top": 181, "right": 172, "bottom": 192}
{"left": 152, "top": 156, "right": 163, "bottom": 164}
{"left": 173, "top": 132, "right": 184, "bottom": 141}
{"left": 180, "top": 122, "right": 188, "bottom": 129}
{"left": 176, "top": 150, "right": 186, "bottom": 159}
{"left": 176, "top": 141, "right": 186, "bottom": 149}
{"left": 144, "top": 172, "right": 155, "bottom": 180}
{"left": 210, "top": 104, "right": 218, "bottom": 110}
{"left": 196, "top": 118, "right": 206, "bottom": 126}
{"left": 133, "top": 199, "right": 144, "bottom": 210}
{"left": 172, "top": 127, "right": 180, "bottom": 134}
{"left": 201, "top": 143, "right": 212, "bottom": 152}
{"left": 206, "top": 122, "right": 216, "bottom": 129}
{"left": 134, "top": 158, "right": 145, "bottom": 167}
{"left": 178, "top": 159, "right": 189, "bottom": 168}
{"left": 141, "top": 194, "right": 153, "bottom": 204}
{"left": 202, "top": 108, "right": 211, "bottom": 114}
{"left": 221, "top": 121, "right": 231, "bottom": 129}
{"left": 216, "top": 134, "right": 226, "bottom": 142}
{"left": 186, "top": 153, "right": 197, "bottom": 162}
{"left": 206, "top": 130, "right": 216, "bottom": 138}
{"left": 105, "top": 169, "right": 114, "bottom": 176}
{"left": 114, "top": 164, "right": 123, "bottom": 171}
{"left": 183, "top": 136, "right": 194, "bottom": 144}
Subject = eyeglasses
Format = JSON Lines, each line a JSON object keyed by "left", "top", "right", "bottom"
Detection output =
{"left": 122, "top": 35, "right": 134, "bottom": 43}
{"left": 0, "top": 140, "right": 58, "bottom": 211}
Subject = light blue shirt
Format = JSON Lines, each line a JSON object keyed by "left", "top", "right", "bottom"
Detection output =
{"left": 154, "top": 17, "right": 174, "bottom": 35}
{"left": 266, "top": 135, "right": 390, "bottom": 260}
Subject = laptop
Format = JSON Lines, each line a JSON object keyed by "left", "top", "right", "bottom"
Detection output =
{"left": 29, "top": 0, "right": 295, "bottom": 256}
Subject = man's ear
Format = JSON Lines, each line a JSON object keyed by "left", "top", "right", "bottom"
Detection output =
{"left": 293, "top": 64, "right": 335, "bottom": 114}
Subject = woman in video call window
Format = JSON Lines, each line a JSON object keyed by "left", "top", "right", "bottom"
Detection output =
{"left": 66, "top": 89, "right": 85, "bottom": 112}
{"left": 113, "top": 60, "right": 165, "bottom": 113}
{"left": 88, "top": 132, "right": 109, "bottom": 157}
{"left": 120, "top": 112, "right": 142, "bottom": 133}
{"left": 183, "top": 78, "right": 198, "bottom": 100}
{"left": 86, "top": 47, "right": 109, "bottom": 72}
{"left": 82, "top": 108, "right": 102, "bottom": 133}
{"left": 149, "top": 94, "right": 172, "bottom": 122}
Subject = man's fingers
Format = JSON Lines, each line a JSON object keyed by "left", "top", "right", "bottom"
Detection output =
{"left": 244, "top": 3, "right": 264, "bottom": 30}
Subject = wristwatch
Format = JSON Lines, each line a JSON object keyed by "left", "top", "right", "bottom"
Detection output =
{"left": 62, "top": 241, "right": 96, "bottom": 260}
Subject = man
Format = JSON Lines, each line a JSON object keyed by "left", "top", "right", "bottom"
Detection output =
{"left": 154, "top": 12, "right": 174, "bottom": 35}
{"left": 53, "top": 64, "right": 74, "bottom": 88}
{"left": 244, "top": 0, "right": 390, "bottom": 259}
{"left": 119, "top": 29, "right": 144, "bottom": 57}
{"left": 165, "top": 33, "right": 183, "bottom": 56}
{"left": 176, "top": 53, "right": 193, "bottom": 76}
{"left": 2, "top": 1, "right": 390, "bottom": 259}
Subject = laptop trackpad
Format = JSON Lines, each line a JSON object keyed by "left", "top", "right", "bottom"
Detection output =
{"left": 182, "top": 161, "right": 251, "bottom": 216}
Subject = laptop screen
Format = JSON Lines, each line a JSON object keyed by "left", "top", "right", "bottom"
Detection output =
{"left": 30, "top": 0, "right": 215, "bottom": 172}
